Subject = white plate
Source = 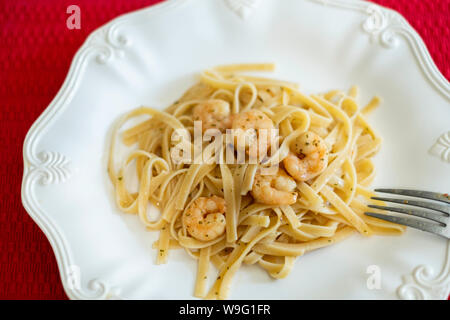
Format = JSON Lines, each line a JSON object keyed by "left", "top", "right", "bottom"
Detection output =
{"left": 21, "top": 0, "right": 450, "bottom": 300}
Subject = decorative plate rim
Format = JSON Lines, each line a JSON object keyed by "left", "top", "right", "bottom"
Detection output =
{"left": 21, "top": 0, "right": 450, "bottom": 300}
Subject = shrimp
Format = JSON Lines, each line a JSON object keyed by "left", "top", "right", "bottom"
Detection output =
{"left": 192, "top": 99, "right": 232, "bottom": 132}
{"left": 231, "top": 109, "right": 277, "bottom": 158}
{"left": 283, "top": 131, "right": 328, "bottom": 181}
{"left": 251, "top": 168, "right": 298, "bottom": 205}
{"left": 183, "top": 196, "right": 226, "bottom": 241}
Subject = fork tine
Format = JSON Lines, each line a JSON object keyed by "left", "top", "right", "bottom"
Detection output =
{"left": 364, "top": 212, "right": 446, "bottom": 237}
{"left": 371, "top": 197, "right": 450, "bottom": 215}
{"left": 374, "top": 189, "right": 450, "bottom": 204}
{"left": 368, "top": 204, "right": 448, "bottom": 225}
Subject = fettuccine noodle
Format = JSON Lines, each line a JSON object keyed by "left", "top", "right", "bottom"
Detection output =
{"left": 107, "top": 63, "right": 405, "bottom": 299}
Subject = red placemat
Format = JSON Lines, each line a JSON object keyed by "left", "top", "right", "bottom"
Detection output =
{"left": 0, "top": 0, "right": 448, "bottom": 300}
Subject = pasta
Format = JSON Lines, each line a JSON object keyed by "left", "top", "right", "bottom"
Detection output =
{"left": 107, "top": 63, "right": 405, "bottom": 299}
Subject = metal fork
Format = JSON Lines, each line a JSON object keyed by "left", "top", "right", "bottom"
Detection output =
{"left": 364, "top": 189, "right": 450, "bottom": 239}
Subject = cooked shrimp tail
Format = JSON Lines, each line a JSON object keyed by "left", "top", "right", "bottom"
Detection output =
{"left": 283, "top": 131, "right": 328, "bottom": 181}
{"left": 182, "top": 196, "right": 226, "bottom": 241}
{"left": 251, "top": 169, "right": 297, "bottom": 205}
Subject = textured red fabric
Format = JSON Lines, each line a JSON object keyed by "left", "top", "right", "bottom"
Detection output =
{"left": 0, "top": 0, "right": 448, "bottom": 300}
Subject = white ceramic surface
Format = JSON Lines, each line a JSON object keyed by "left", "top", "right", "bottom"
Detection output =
{"left": 21, "top": 0, "right": 450, "bottom": 299}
